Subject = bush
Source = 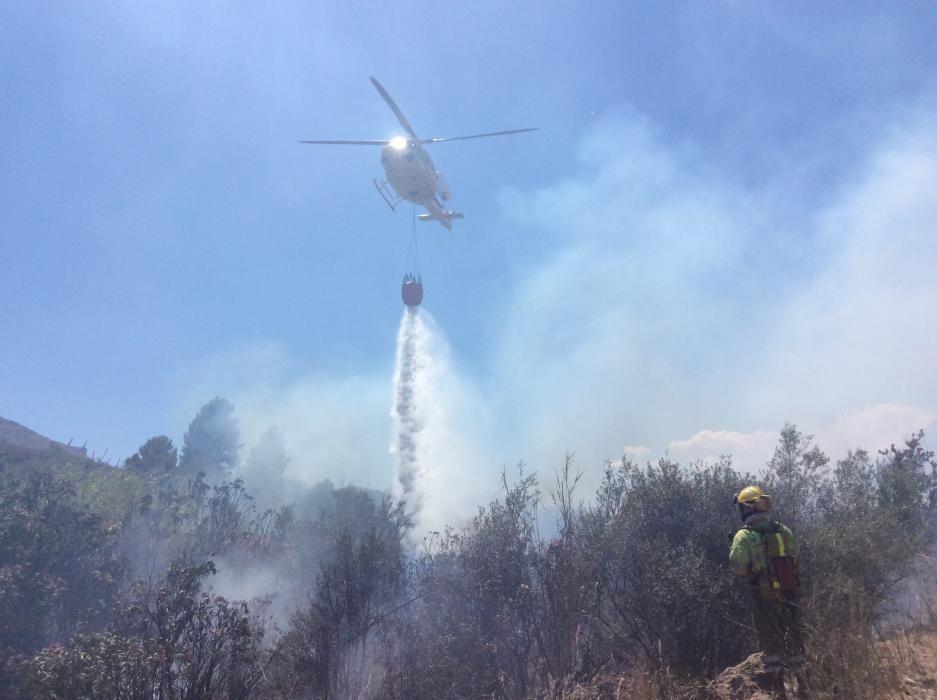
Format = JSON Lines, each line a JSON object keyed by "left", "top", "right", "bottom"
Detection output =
{"left": 0, "top": 473, "right": 122, "bottom": 693}
{"left": 23, "top": 560, "right": 265, "bottom": 700}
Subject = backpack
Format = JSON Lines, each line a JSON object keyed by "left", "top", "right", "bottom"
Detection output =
{"left": 747, "top": 521, "right": 798, "bottom": 599}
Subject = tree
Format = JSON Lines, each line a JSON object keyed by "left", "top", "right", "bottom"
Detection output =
{"left": 246, "top": 428, "right": 288, "bottom": 478}
{"left": 180, "top": 398, "right": 240, "bottom": 481}
{"left": 124, "top": 436, "right": 178, "bottom": 474}
{"left": 876, "top": 431, "right": 937, "bottom": 535}
{"left": 241, "top": 427, "right": 292, "bottom": 508}
{"left": 765, "top": 422, "right": 829, "bottom": 529}
{"left": 0, "top": 473, "right": 122, "bottom": 693}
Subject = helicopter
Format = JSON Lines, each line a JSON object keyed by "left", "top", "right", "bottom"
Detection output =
{"left": 300, "top": 77, "right": 536, "bottom": 231}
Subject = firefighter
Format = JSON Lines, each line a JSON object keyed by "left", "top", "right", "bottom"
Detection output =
{"left": 729, "top": 485, "right": 804, "bottom": 664}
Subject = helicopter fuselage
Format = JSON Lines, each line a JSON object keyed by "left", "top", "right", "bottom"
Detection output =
{"left": 381, "top": 140, "right": 442, "bottom": 201}
{"left": 378, "top": 138, "right": 456, "bottom": 229}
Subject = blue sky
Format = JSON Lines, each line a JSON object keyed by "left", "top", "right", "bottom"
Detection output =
{"left": 3, "top": 2, "right": 937, "bottom": 515}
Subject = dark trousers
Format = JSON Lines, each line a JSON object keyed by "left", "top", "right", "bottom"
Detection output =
{"left": 751, "top": 591, "right": 803, "bottom": 657}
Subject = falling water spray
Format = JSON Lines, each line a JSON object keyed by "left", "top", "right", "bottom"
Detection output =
{"left": 391, "top": 307, "right": 426, "bottom": 515}
{"left": 390, "top": 307, "right": 490, "bottom": 535}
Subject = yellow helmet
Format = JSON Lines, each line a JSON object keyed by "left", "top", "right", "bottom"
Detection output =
{"left": 737, "top": 485, "right": 773, "bottom": 512}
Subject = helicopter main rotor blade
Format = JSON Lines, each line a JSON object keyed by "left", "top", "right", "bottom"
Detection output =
{"left": 299, "top": 139, "right": 391, "bottom": 145}
{"left": 420, "top": 127, "right": 539, "bottom": 144}
{"left": 369, "top": 76, "right": 419, "bottom": 140}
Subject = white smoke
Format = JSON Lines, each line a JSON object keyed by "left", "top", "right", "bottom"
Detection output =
{"left": 390, "top": 307, "right": 491, "bottom": 537}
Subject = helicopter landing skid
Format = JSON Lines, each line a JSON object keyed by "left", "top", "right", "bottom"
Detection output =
{"left": 373, "top": 179, "right": 402, "bottom": 211}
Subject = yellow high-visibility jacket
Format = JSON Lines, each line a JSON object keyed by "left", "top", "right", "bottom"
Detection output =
{"left": 729, "top": 518, "right": 797, "bottom": 579}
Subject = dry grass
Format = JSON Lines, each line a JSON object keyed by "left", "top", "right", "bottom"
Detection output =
{"left": 877, "top": 630, "right": 937, "bottom": 699}
{"left": 533, "top": 624, "right": 937, "bottom": 699}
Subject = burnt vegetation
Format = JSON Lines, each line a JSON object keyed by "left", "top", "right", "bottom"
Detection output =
{"left": 1, "top": 405, "right": 936, "bottom": 698}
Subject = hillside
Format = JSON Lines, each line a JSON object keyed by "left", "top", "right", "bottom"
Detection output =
{"left": 0, "top": 415, "right": 86, "bottom": 456}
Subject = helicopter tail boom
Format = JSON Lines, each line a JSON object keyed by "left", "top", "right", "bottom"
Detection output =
{"left": 418, "top": 209, "right": 464, "bottom": 231}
